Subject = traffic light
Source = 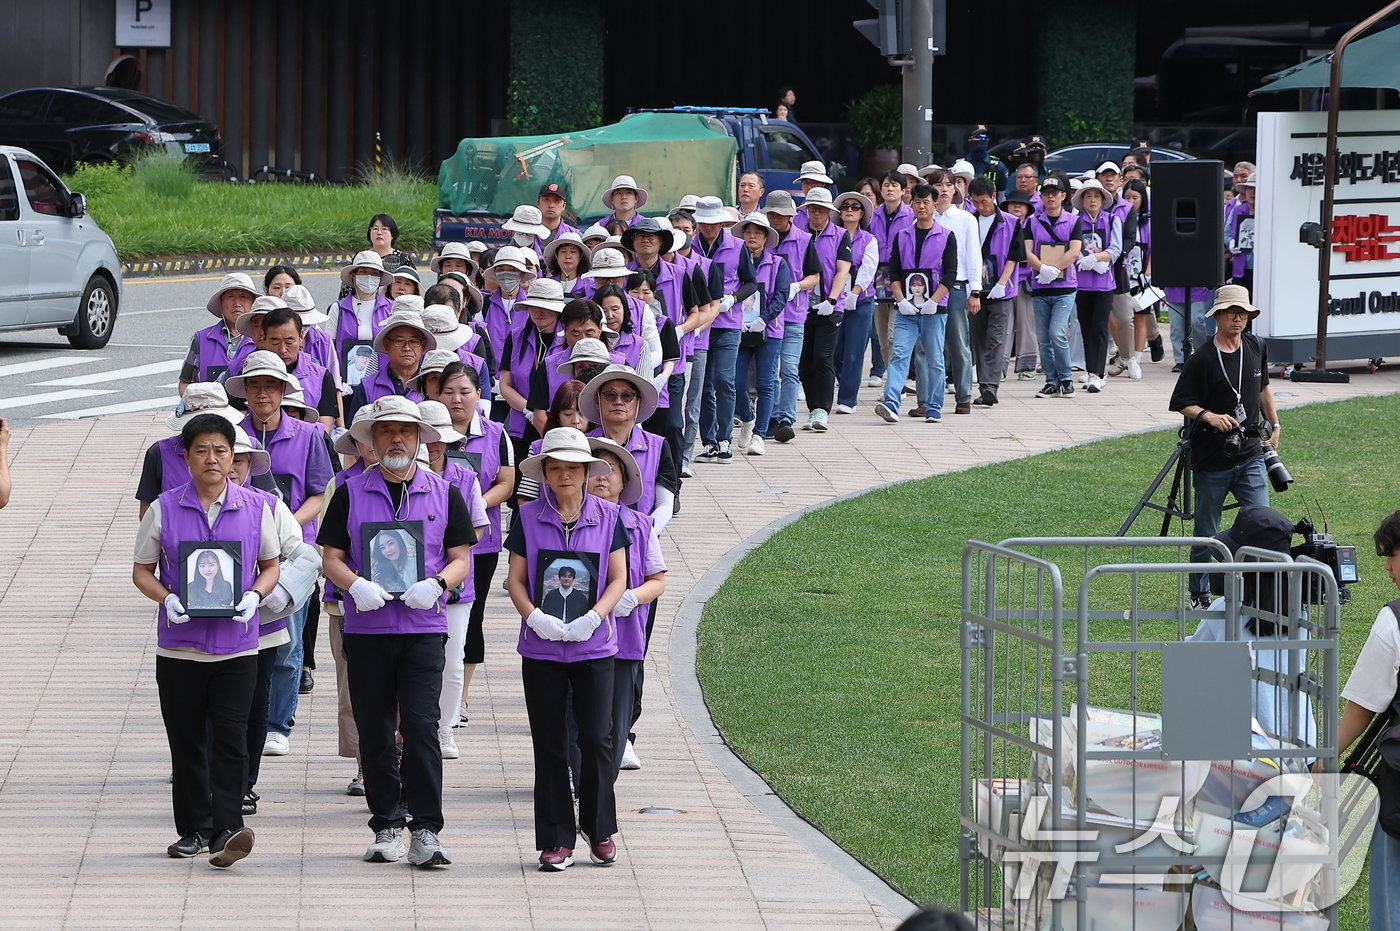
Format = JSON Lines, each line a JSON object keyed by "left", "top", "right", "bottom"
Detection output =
{"left": 853, "top": 0, "right": 910, "bottom": 58}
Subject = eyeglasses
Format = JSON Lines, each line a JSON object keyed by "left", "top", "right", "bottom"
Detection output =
{"left": 386, "top": 337, "right": 424, "bottom": 349}
{"left": 600, "top": 390, "right": 638, "bottom": 402}
{"left": 840, "top": 203, "right": 863, "bottom": 211}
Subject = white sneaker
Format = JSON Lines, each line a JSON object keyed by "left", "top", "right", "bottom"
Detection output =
{"left": 1076, "top": 372, "right": 1090, "bottom": 384}
{"left": 262, "top": 732, "right": 289, "bottom": 756}
{"left": 810, "top": 410, "right": 828, "bottom": 432}
{"left": 438, "top": 726, "right": 459, "bottom": 760}
{"left": 746, "top": 435, "right": 765, "bottom": 456}
{"left": 1106, "top": 356, "right": 1127, "bottom": 376}
{"left": 407, "top": 828, "right": 451, "bottom": 868}
{"left": 874, "top": 402, "right": 898, "bottom": 423}
{"left": 680, "top": 463, "right": 695, "bottom": 478}
{"left": 1126, "top": 357, "right": 1142, "bottom": 379}
{"left": 734, "top": 419, "right": 755, "bottom": 450}
{"left": 864, "top": 374, "right": 883, "bottom": 387}
{"left": 364, "top": 828, "right": 405, "bottom": 863}
{"left": 833, "top": 403, "right": 855, "bottom": 414}
{"left": 620, "top": 740, "right": 642, "bottom": 770}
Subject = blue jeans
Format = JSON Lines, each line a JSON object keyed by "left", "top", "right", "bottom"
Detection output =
{"left": 1032, "top": 291, "right": 1076, "bottom": 385}
{"left": 882, "top": 311, "right": 946, "bottom": 416}
{"left": 681, "top": 348, "right": 707, "bottom": 467}
{"left": 267, "top": 601, "right": 310, "bottom": 737}
{"left": 1190, "top": 453, "right": 1269, "bottom": 595}
{"left": 1169, "top": 297, "right": 1214, "bottom": 364}
{"left": 701, "top": 327, "right": 740, "bottom": 446}
{"left": 1371, "top": 822, "right": 1400, "bottom": 930}
{"left": 775, "top": 322, "right": 805, "bottom": 427}
{"left": 734, "top": 334, "right": 783, "bottom": 435}
{"left": 943, "top": 285, "right": 973, "bottom": 404}
{"left": 869, "top": 325, "right": 886, "bottom": 377}
{"left": 835, "top": 295, "right": 875, "bottom": 407}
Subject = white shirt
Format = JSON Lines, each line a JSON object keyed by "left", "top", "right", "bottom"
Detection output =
{"left": 848, "top": 233, "right": 878, "bottom": 294}
{"left": 935, "top": 204, "right": 983, "bottom": 291}
{"left": 353, "top": 297, "right": 375, "bottom": 340}
{"left": 1342, "top": 603, "right": 1400, "bottom": 712}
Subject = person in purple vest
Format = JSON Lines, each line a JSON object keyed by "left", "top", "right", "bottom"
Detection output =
{"left": 600, "top": 174, "right": 647, "bottom": 228}
{"left": 928, "top": 168, "right": 983, "bottom": 417}
{"left": 543, "top": 231, "right": 591, "bottom": 296}
{"left": 423, "top": 281, "right": 490, "bottom": 377}
{"left": 791, "top": 160, "right": 834, "bottom": 233}
{"left": 1069, "top": 178, "right": 1122, "bottom": 394}
{"left": 796, "top": 188, "right": 853, "bottom": 433}
{"left": 550, "top": 337, "right": 615, "bottom": 404}
{"left": 253, "top": 307, "right": 339, "bottom": 431}
{"left": 1000, "top": 189, "right": 1039, "bottom": 379}
{"left": 228, "top": 294, "right": 284, "bottom": 367}
{"left": 869, "top": 170, "right": 916, "bottom": 386}
{"left": 136, "top": 383, "right": 246, "bottom": 518}
{"left": 832, "top": 191, "right": 878, "bottom": 415}
{"left": 1023, "top": 173, "right": 1085, "bottom": 398}
{"left": 226, "top": 350, "right": 333, "bottom": 756}
{"left": 506, "top": 427, "right": 629, "bottom": 872}
{"left": 328, "top": 251, "right": 394, "bottom": 390}
{"left": 132, "top": 413, "right": 281, "bottom": 867}
{"left": 1227, "top": 171, "right": 1256, "bottom": 294}
{"left": 416, "top": 311, "right": 491, "bottom": 401}
{"left": 967, "top": 178, "right": 1024, "bottom": 406}
{"left": 728, "top": 213, "right": 791, "bottom": 457}
{"left": 429, "top": 241, "right": 479, "bottom": 282}
{"left": 319, "top": 396, "right": 476, "bottom": 868}
{"left": 177, "top": 273, "right": 260, "bottom": 394}
{"left": 874, "top": 183, "right": 959, "bottom": 424}
{"left": 585, "top": 436, "right": 666, "bottom": 774}
{"left": 763, "top": 191, "right": 819, "bottom": 443}
{"left": 578, "top": 363, "right": 677, "bottom": 532}
{"left": 497, "top": 278, "right": 567, "bottom": 464}
{"left": 480, "top": 246, "right": 537, "bottom": 383}
{"left": 345, "top": 304, "right": 437, "bottom": 424}
{"left": 692, "top": 196, "right": 756, "bottom": 463}
{"left": 506, "top": 205, "right": 550, "bottom": 250}
{"left": 536, "top": 181, "right": 579, "bottom": 248}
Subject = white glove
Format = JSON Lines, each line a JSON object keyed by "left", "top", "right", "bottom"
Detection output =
{"left": 1227, "top": 239, "right": 1241, "bottom": 255}
{"left": 719, "top": 295, "right": 735, "bottom": 311}
{"left": 812, "top": 299, "right": 835, "bottom": 316}
{"left": 233, "top": 590, "right": 262, "bottom": 624}
{"left": 563, "top": 609, "right": 603, "bottom": 642}
{"left": 1075, "top": 255, "right": 1097, "bottom": 271}
{"left": 987, "top": 282, "right": 1006, "bottom": 301}
{"left": 743, "top": 315, "right": 766, "bottom": 333}
{"left": 262, "top": 585, "right": 291, "bottom": 614}
{"left": 1092, "top": 261, "right": 1111, "bottom": 275}
{"left": 1036, "top": 264, "right": 1061, "bottom": 285}
{"left": 348, "top": 577, "right": 391, "bottom": 612}
{"left": 525, "top": 608, "right": 568, "bottom": 641}
{"left": 787, "top": 282, "right": 802, "bottom": 302}
{"left": 896, "top": 299, "right": 918, "bottom": 316}
{"left": 401, "top": 578, "right": 443, "bottom": 610}
{"left": 616, "top": 589, "right": 640, "bottom": 617}
{"left": 164, "top": 593, "right": 190, "bottom": 624}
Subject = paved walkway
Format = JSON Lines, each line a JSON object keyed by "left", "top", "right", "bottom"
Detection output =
{"left": 2, "top": 358, "right": 1396, "bottom": 929}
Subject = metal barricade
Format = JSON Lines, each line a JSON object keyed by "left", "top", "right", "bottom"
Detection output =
{"left": 960, "top": 537, "right": 1344, "bottom": 931}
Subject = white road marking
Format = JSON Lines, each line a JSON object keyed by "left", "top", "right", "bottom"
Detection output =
{"left": 0, "top": 389, "right": 114, "bottom": 410}
{"left": 38, "top": 396, "right": 177, "bottom": 419}
{"left": 0, "top": 356, "right": 103, "bottom": 378}
{"left": 121, "top": 306, "right": 203, "bottom": 317}
{"left": 32, "top": 359, "right": 182, "bottom": 386}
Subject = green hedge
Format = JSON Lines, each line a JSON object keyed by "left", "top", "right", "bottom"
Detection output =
{"left": 507, "top": 0, "right": 605, "bottom": 134}
{"left": 1036, "top": 14, "right": 1136, "bottom": 147}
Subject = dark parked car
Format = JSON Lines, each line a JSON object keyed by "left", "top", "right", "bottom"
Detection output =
{"left": 0, "top": 86, "right": 221, "bottom": 174}
{"left": 1045, "top": 143, "right": 1193, "bottom": 176}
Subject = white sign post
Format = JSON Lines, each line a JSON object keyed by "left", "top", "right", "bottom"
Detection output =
{"left": 114, "top": 0, "right": 171, "bottom": 48}
{"left": 1255, "top": 110, "right": 1400, "bottom": 365}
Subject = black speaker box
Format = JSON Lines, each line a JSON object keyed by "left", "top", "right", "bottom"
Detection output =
{"left": 1150, "top": 160, "right": 1226, "bottom": 288}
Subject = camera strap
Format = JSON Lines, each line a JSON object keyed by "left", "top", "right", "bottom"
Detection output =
{"left": 1216, "top": 342, "right": 1244, "bottom": 409}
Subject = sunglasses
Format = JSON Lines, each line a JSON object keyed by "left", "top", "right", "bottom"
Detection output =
{"left": 840, "top": 203, "right": 864, "bottom": 211}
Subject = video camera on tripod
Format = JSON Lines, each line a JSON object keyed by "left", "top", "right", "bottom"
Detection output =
{"left": 1291, "top": 516, "right": 1361, "bottom": 604}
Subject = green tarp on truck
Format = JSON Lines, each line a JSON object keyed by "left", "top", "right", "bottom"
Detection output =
{"left": 437, "top": 111, "right": 738, "bottom": 218}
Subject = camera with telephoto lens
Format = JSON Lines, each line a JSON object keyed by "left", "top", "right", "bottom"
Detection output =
{"left": 1222, "top": 418, "right": 1271, "bottom": 458}
{"left": 1291, "top": 518, "right": 1360, "bottom": 604}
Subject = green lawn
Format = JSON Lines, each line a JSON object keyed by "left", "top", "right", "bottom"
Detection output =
{"left": 62, "top": 159, "right": 437, "bottom": 260}
{"left": 697, "top": 394, "right": 1396, "bottom": 922}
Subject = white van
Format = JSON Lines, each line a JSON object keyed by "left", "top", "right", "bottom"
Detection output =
{"left": 0, "top": 145, "right": 121, "bottom": 348}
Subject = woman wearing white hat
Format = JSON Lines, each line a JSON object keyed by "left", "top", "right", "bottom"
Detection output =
{"left": 329, "top": 251, "right": 395, "bottom": 387}
{"left": 578, "top": 364, "right": 676, "bottom": 533}
{"left": 178, "top": 272, "right": 261, "bottom": 394}
{"left": 1070, "top": 178, "right": 1123, "bottom": 393}
{"left": 543, "top": 232, "right": 591, "bottom": 295}
{"left": 479, "top": 245, "right": 537, "bottom": 378}
{"left": 727, "top": 213, "right": 790, "bottom": 457}
{"left": 497, "top": 279, "right": 567, "bottom": 463}
{"left": 505, "top": 426, "right": 629, "bottom": 872}
{"left": 417, "top": 400, "right": 489, "bottom": 762}
{"left": 430, "top": 242, "right": 480, "bottom": 280}
{"left": 600, "top": 174, "right": 648, "bottom": 228}
{"left": 345, "top": 304, "right": 438, "bottom": 424}
{"left": 832, "top": 191, "right": 879, "bottom": 415}
{"left": 417, "top": 314, "right": 490, "bottom": 401}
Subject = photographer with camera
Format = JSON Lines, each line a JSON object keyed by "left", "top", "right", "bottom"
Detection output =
{"left": 1168, "top": 285, "right": 1282, "bottom": 607}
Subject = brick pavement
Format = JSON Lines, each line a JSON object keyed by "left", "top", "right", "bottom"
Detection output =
{"left": 1, "top": 359, "right": 1395, "bottom": 928}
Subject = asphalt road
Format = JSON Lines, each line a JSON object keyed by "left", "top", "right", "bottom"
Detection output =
{"left": 0, "top": 268, "right": 347, "bottom": 427}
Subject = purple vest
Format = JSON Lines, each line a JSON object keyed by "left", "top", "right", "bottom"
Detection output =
{"left": 774, "top": 225, "right": 813, "bottom": 324}
{"left": 333, "top": 293, "right": 394, "bottom": 367}
{"left": 694, "top": 231, "right": 746, "bottom": 330}
{"left": 290, "top": 353, "right": 328, "bottom": 412}
{"left": 514, "top": 490, "right": 622, "bottom": 662}
{"left": 635, "top": 257, "right": 690, "bottom": 372}
{"left": 339, "top": 467, "right": 451, "bottom": 634}
{"left": 360, "top": 366, "right": 425, "bottom": 408}
{"left": 503, "top": 324, "right": 554, "bottom": 438}
{"left": 438, "top": 460, "right": 482, "bottom": 598}
{"left": 615, "top": 506, "right": 655, "bottom": 661}
{"left": 240, "top": 482, "right": 290, "bottom": 639}
{"left": 1077, "top": 210, "right": 1119, "bottom": 293}
{"left": 807, "top": 222, "right": 851, "bottom": 313}
{"left": 894, "top": 223, "right": 954, "bottom": 307}
{"left": 155, "top": 480, "right": 265, "bottom": 654}
{"left": 157, "top": 435, "right": 192, "bottom": 493}
{"left": 302, "top": 326, "right": 334, "bottom": 372}
{"left": 848, "top": 227, "right": 876, "bottom": 298}
{"left": 193, "top": 322, "right": 246, "bottom": 382}
{"left": 240, "top": 413, "right": 325, "bottom": 542}
{"left": 1228, "top": 204, "right": 1253, "bottom": 278}
{"left": 980, "top": 210, "right": 1020, "bottom": 292}
{"left": 750, "top": 249, "right": 787, "bottom": 339}
{"left": 871, "top": 202, "right": 914, "bottom": 262}
{"left": 462, "top": 413, "right": 507, "bottom": 554}
{"left": 482, "top": 289, "right": 524, "bottom": 374}
{"left": 587, "top": 424, "right": 664, "bottom": 515}
{"left": 334, "top": 458, "right": 368, "bottom": 488}
{"left": 1028, "top": 210, "right": 1083, "bottom": 291}
{"left": 678, "top": 251, "right": 714, "bottom": 350}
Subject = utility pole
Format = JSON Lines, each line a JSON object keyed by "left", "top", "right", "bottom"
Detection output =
{"left": 902, "top": 0, "right": 934, "bottom": 168}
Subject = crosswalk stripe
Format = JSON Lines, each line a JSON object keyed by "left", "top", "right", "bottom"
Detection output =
{"left": 0, "top": 389, "right": 115, "bottom": 411}
{"left": 38, "top": 396, "right": 177, "bottom": 420}
{"left": 32, "top": 359, "right": 182, "bottom": 387}
{"left": 0, "top": 356, "right": 103, "bottom": 378}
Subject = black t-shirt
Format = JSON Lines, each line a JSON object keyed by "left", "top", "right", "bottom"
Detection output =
{"left": 317, "top": 475, "right": 475, "bottom": 553}
{"left": 1168, "top": 333, "right": 1270, "bottom": 472}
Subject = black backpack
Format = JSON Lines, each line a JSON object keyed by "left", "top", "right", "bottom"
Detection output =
{"left": 1342, "top": 597, "right": 1400, "bottom": 838}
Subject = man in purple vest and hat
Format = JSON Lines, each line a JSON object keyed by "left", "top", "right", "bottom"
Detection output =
{"left": 177, "top": 273, "right": 259, "bottom": 393}
{"left": 318, "top": 396, "right": 476, "bottom": 868}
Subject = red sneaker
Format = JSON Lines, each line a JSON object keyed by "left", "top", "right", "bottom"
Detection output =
{"left": 538, "top": 846, "right": 573, "bottom": 872}
{"left": 588, "top": 835, "right": 616, "bottom": 865}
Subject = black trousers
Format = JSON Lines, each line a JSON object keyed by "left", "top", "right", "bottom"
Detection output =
{"left": 244, "top": 645, "right": 278, "bottom": 789}
{"left": 465, "top": 551, "right": 499, "bottom": 665}
{"left": 799, "top": 311, "right": 841, "bottom": 413}
{"left": 157, "top": 653, "right": 257, "bottom": 838}
{"left": 1075, "top": 289, "right": 1114, "bottom": 377}
{"left": 522, "top": 656, "right": 616, "bottom": 850}
{"left": 344, "top": 632, "right": 446, "bottom": 834}
{"left": 302, "top": 597, "right": 319, "bottom": 670}
{"left": 970, "top": 297, "right": 1014, "bottom": 394}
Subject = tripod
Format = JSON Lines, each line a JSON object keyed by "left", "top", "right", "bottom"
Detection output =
{"left": 1118, "top": 418, "right": 1203, "bottom": 536}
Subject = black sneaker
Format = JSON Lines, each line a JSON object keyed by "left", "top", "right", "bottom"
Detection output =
{"left": 1035, "top": 383, "right": 1060, "bottom": 399}
{"left": 1171, "top": 362, "right": 1184, "bottom": 373}
{"left": 1058, "top": 380, "right": 1075, "bottom": 397}
{"left": 1191, "top": 593, "right": 1214, "bottom": 611}
{"left": 696, "top": 444, "right": 719, "bottom": 463}
{"left": 299, "top": 669, "right": 314, "bottom": 694}
{"left": 209, "top": 827, "right": 254, "bottom": 868}
{"left": 716, "top": 441, "right": 733, "bottom": 463}
{"left": 972, "top": 388, "right": 998, "bottom": 406}
{"left": 241, "top": 790, "right": 259, "bottom": 816}
{"left": 167, "top": 832, "right": 208, "bottom": 858}
{"left": 774, "top": 421, "right": 795, "bottom": 443}
{"left": 1149, "top": 335, "right": 1164, "bottom": 362}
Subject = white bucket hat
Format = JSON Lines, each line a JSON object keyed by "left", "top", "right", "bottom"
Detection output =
{"left": 516, "top": 278, "right": 569, "bottom": 313}
{"left": 835, "top": 191, "right": 874, "bottom": 217}
{"left": 518, "top": 426, "right": 609, "bottom": 482}
{"left": 416, "top": 400, "right": 466, "bottom": 444}
{"left": 731, "top": 211, "right": 778, "bottom": 251}
{"left": 918, "top": 164, "right": 944, "bottom": 179}
{"left": 372, "top": 310, "right": 438, "bottom": 353}
{"left": 348, "top": 395, "right": 442, "bottom": 446}
{"left": 654, "top": 216, "right": 687, "bottom": 253}
{"left": 586, "top": 436, "right": 642, "bottom": 506}
{"left": 389, "top": 295, "right": 424, "bottom": 317}
{"left": 280, "top": 388, "right": 320, "bottom": 422}
{"left": 799, "top": 188, "right": 836, "bottom": 212}
{"left": 1071, "top": 178, "right": 1116, "bottom": 213}
{"left": 580, "top": 223, "right": 610, "bottom": 244}
{"left": 582, "top": 248, "right": 630, "bottom": 280}
{"left": 675, "top": 194, "right": 700, "bottom": 212}
{"left": 691, "top": 195, "right": 729, "bottom": 225}
{"left": 280, "top": 284, "right": 329, "bottom": 325}
{"left": 333, "top": 407, "right": 375, "bottom": 455}
{"left": 230, "top": 426, "right": 272, "bottom": 476}
{"left": 578, "top": 364, "right": 659, "bottom": 423}
{"left": 504, "top": 205, "right": 550, "bottom": 239}
{"left": 602, "top": 174, "right": 649, "bottom": 210}
{"left": 339, "top": 250, "right": 392, "bottom": 287}
{"left": 167, "top": 383, "right": 242, "bottom": 431}
{"left": 555, "top": 337, "right": 613, "bottom": 374}
{"left": 205, "top": 272, "right": 258, "bottom": 318}
{"left": 796, "top": 160, "right": 833, "bottom": 185}
{"left": 590, "top": 236, "right": 634, "bottom": 263}
{"left": 234, "top": 294, "right": 289, "bottom": 337}
{"left": 407, "top": 348, "right": 461, "bottom": 390}
{"left": 484, "top": 246, "right": 535, "bottom": 286}
{"left": 419, "top": 305, "right": 471, "bottom": 352}
{"left": 896, "top": 162, "right": 921, "bottom": 180}
{"left": 543, "top": 232, "right": 592, "bottom": 275}
{"left": 429, "top": 241, "right": 480, "bottom": 276}
{"left": 949, "top": 160, "right": 976, "bottom": 181}
{"left": 224, "top": 350, "right": 302, "bottom": 398}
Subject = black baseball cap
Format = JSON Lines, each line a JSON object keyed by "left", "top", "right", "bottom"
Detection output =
{"left": 538, "top": 181, "right": 569, "bottom": 202}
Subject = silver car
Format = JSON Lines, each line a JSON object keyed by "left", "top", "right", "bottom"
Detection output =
{"left": 0, "top": 145, "right": 121, "bottom": 348}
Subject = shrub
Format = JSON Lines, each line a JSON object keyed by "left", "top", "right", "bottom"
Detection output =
{"left": 130, "top": 147, "right": 195, "bottom": 199}
{"left": 66, "top": 161, "right": 131, "bottom": 199}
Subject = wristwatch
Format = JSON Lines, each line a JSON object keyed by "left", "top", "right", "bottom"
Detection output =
{"left": 431, "top": 575, "right": 448, "bottom": 592}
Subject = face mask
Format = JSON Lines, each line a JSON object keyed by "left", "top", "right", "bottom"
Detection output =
{"left": 512, "top": 232, "right": 535, "bottom": 247}
{"left": 354, "top": 274, "right": 380, "bottom": 294}
{"left": 495, "top": 271, "right": 521, "bottom": 292}
{"left": 967, "top": 139, "right": 988, "bottom": 158}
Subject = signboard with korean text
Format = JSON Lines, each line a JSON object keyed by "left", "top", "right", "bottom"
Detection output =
{"left": 114, "top": 0, "right": 171, "bottom": 48}
{"left": 1256, "top": 110, "right": 1400, "bottom": 339}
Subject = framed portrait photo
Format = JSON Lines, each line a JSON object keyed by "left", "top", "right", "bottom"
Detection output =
{"left": 362, "top": 521, "right": 424, "bottom": 597}
{"left": 533, "top": 549, "right": 598, "bottom": 624}
{"left": 179, "top": 540, "right": 244, "bottom": 617}
{"left": 903, "top": 268, "right": 933, "bottom": 305}
{"left": 342, "top": 340, "right": 378, "bottom": 389}
{"left": 445, "top": 447, "right": 483, "bottom": 474}
{"left": 270, "top": 472, "right": 295, "bottom": 505}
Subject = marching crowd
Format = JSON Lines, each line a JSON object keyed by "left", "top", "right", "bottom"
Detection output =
{"left": 130, "top": 128, "right": 1265, "bottom": 873}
